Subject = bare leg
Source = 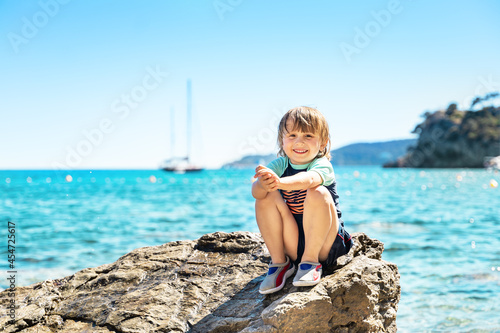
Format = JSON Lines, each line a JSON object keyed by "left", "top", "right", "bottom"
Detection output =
{"left": 255, "top": 191, "right": 299, "bottom": 264}
{"left": 301, "top": 186, "right": 339, "bottom": 263}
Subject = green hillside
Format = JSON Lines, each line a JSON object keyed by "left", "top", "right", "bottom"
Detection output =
{"left": 330, "top": 139, "right": 416, "bottom": 166}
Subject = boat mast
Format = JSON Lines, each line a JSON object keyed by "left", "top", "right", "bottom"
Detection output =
{"left": 186, "top": 79, "right": 192, "bottom": 162}
{"left": 170, "top": 106, "right": 175, "bottom": 158}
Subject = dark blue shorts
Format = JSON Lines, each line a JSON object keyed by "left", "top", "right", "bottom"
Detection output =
{"left": 293, "top": 214, "right": 353, "bottom": 269}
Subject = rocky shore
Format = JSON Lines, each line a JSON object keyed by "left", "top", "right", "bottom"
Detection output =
{"left": 0, "top": 232, "right": 400, "bottom": 332}
{"left": 384, "top": 105, "right": 500, "bottom": 168}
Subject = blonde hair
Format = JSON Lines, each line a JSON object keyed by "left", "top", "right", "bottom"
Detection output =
{"left": 277, "top": 106, "right": 331, "bottom": 160}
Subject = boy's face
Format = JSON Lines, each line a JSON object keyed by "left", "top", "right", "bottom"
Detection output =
{"left": 282, "top": 119, "right": 325, "bottom": 165}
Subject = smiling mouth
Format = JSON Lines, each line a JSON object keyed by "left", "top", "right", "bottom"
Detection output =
{"left": 293, "top": 149, "right": 308, "bottom": 154}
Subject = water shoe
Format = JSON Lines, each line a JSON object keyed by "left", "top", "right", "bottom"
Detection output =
{"left": 259, "top": 257, "right": 295, "bottom": 294}
{"left": 292, "top": 262, "right": 322, "bottom": 287}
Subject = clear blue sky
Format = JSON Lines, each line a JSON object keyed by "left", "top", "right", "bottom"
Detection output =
{"left": 1, "top": 0, "right": 499, "bottom": 169}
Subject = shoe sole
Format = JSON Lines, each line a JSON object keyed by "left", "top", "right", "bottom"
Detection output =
{"left": 292, "top": 279, "right": 321, "bottom": 287}
{"left": 259, "top": 266, "right": 296, "bottom": 294}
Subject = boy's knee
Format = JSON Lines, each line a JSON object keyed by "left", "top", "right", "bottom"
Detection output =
{"left": 305, "top": 186, "right": 330, "bottom": 205}
{"left": 255, "top": 190, "right": 282, "bottom": 206}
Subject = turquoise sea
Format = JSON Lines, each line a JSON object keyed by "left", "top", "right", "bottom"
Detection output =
{"left": 1, "top": 167, "right": 499, "bottom": 332}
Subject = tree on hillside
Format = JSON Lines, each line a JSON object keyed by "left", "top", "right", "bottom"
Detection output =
{"left": 445, "top": 103, "right": 457, "bottom": 115}
{"left": 470, "top": 92, "right": 499, "bottom": 110}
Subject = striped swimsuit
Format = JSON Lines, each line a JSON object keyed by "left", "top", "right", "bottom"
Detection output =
{"left": 274, "top": 158, "right": 353, "bottom": 267}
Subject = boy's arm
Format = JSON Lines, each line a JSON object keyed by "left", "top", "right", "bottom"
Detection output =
{"left": 252, "top": 165, "right": 280, "bottom": 199}
{"left": 277, "top": 171, "right": 322, "bottom": 191}
{"left": 253, "top": 166, "right": 323, "bottom": 193}
{"left": 252, "top": 178, "right": 269, "bottom": 199}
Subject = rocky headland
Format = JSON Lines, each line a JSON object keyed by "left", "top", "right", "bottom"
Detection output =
{"left": 384, "top": 104, "right": 500, "bottom": 168}
{"left": 0, "top": 232, "right": 400, "bottom": 332}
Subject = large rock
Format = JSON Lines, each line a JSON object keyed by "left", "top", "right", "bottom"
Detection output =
{"left": 0, "top": 232, "right": 400, "bottom": 332}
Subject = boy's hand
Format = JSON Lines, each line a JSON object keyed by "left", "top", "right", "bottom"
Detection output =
{"left": 254, "top": 165, "right": 280, "bottom": 192}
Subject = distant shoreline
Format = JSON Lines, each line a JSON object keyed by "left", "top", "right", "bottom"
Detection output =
{"left": 223, "top": 139, "right": 416, "bottom": 169}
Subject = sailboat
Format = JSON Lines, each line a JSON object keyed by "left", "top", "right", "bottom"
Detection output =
{"left": 161, "top": 80, "right": 203, "bottom": 173}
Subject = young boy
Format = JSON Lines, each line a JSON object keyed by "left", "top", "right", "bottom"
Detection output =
{"left": 252, "top": 106, "right": 353, "bottom": 294}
